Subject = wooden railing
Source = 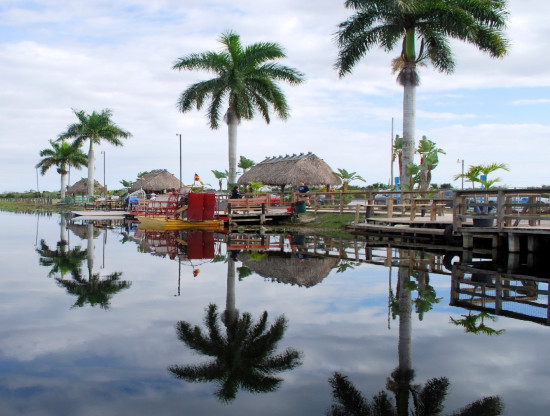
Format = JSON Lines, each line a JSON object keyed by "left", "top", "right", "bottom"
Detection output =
{"left": 453, "top": 189, "right": 550, "bottom": 232}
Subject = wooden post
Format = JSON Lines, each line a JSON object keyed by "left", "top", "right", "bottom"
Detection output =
{"left": 508, "top": 233, "right": 521, "bottom": 253}
{"left": 430, "top": 200, "right": 436, "bottom": 221}
{"left": 354, "top": 204, "right": 360, "bottom": 224}
{"left": 387, "top": 198, "right": 394, "bottom": 218}
{"left": 463, "top": 234, "right": 473, "bottom": 249}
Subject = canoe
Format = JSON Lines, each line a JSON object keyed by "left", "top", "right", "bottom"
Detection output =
{"left": 137, "top": 216, "right": 225, "bottom": 231}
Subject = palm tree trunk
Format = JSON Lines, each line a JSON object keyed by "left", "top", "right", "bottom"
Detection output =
{"left": 87, "top": 223, "right": 94, "bottom": 276}
{"left": 396, "top": 261, "right": 413, "bottom": 416}
{"left": 401, "top": 82, "right": 416, "bottom": 190}
{"left": 227, "top": 117, "right": 238, "bottom": 185}
{"left": 88, "top": 140, "right": 95, "bottom": 197}
{"left": 225, "top": 256, "right": 238, "bottom": 325}
{"left": 60, "top": 170, "right": 68, "bottom": 200}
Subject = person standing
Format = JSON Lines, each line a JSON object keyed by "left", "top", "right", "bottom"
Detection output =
{"left": 298, "top": 181, "right": 310, "bottom": 206}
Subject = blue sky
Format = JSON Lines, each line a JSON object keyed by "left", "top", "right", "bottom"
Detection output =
{"left": 1, "top": 0, "right": 549, "bottom": 192}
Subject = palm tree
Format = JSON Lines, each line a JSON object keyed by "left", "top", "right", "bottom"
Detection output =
{"left": 416, "top": 136, "right": 445, "bottom": 191}
{"left": 168, "top": 303, "right": 302, "bottom": 402}
{"left": 172, "top": 31, "right": 305, "bottom": 185}
{"left": 36, "top": 140, "right": 88, "bottom": 200}
{"left": 211, "top": 169, "right": 229, "bottom": 191}
{"left": 334, "top": 168, "right": 366, "bottom": 192}
{"left": 59, "top": 109, "right": 132, "bottom": 197}
{"left": 238, "top": 155, "right": 256, "bottom": 174}
{"left": 336, "top": 0, "right": 509, "bottom": 188}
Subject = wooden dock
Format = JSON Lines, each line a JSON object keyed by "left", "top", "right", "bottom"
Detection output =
{"left": 346, "top": 189, "right": 550, "bottom": 256}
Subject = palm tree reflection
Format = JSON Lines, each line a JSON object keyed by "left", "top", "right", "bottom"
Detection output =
{"left": 169, "top": 303, "right": 302, "bottom": 402}
{"left": 36, "top": 239, "right": 87, "bottom": 278}
{"left": 327, "top": 250, "right": 504, "bottom": 415}
{"left": 53, "top": 221, "right": 130, "bottom": 309}
{"left": 55, "top": 269, "right": 131, "bottom": 309}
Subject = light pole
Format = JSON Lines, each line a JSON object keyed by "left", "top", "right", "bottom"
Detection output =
{"left": 101, "top": 151, "right": 106, "bottom": 198}
{"left": 35, "top": 167, "right": 40, "bottom": 196}
{"left": 176, "top": 133, "right": 182, "bottom": 187}
{"left": 457, "top": 159, "right": 464, "bottom": 190}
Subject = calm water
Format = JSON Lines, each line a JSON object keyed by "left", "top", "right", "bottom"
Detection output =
{"left": 1, "top": 211, "right": 549, "bottom": 415}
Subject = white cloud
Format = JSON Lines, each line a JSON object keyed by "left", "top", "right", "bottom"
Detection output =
{"left": 0, "top": 0, "right": 548, "bottom": 192}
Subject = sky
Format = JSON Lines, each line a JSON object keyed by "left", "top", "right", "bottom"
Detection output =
{"left": 1, "top": 0, "right": 549, "bottom": 193}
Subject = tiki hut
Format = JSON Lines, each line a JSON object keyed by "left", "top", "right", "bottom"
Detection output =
{"left": 129, "top": 169, "right": 184, "bottom": 193}
{"left": 67, "top": 179, "right": 105, "bottom": 196}
{"left": 240, "top": 251, "right": 339, "bottom": 287}
{"left": 237, "top": 152, "right": 341, "bottom": 191}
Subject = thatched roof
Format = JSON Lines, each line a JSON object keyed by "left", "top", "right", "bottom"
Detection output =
{"left": 129, "top": 169, "right": 183, "bottom": 192}
{"left": 67, "top": 179, "right": 105, "bottom": 195}
{"left": 240, "top": 251, "right": 338, "bottom": 287}
{"left": 237, "top": 152, "right": 341, "bottom": 187}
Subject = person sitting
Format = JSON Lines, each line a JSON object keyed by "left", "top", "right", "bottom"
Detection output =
{"left": 230, "top": 186, "right": 243, "bottom": 199}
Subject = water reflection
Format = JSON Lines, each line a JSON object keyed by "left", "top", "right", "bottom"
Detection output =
{"left": 36, "top": 216, "right": 130, "bottom": 309}
{"left": 168, "top": 304, "right": 302, "bottom": 403}
{"left": 328, "top": 248, "right": 504, "bottom": 416}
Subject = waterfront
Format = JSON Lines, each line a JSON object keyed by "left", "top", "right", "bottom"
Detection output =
{"left": 1, "top": 211, "right": 549, "bottom": 415}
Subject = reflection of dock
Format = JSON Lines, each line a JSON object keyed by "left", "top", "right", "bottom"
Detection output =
{"left": 451, "top": 264, "right": 550, "bottom": 326}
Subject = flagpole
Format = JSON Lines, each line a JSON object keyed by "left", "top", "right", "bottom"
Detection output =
{"left": 176, "top": 133, "right": 182, "bottom": 187}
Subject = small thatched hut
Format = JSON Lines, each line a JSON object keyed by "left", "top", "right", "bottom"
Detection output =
{"left": 237, "top": 152, "right": 340, "bottom": 191}
{"left": 67, "top": 179, "right": 105, "bottom": 196}
{"left": 240, "top": 251, "right": 338, "bottom": 287}
{"left": 129, "top": 169, "right": 183, "bottom": 193}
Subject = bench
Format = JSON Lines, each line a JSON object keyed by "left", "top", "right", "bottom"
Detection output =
{"left": 227, "top": 198, "right": 268, "bottom": 215}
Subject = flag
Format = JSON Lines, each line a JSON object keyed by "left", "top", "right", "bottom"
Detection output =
{"left": 194, "top": 173, "right": 201, "bottom": 182}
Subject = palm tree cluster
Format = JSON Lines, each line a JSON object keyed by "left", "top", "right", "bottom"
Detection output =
{"left": 36, "top": 109, "right": 131, "bottom": 198}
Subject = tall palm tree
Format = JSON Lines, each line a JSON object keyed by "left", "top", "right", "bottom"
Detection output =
{"left": 58, "top": 109, "right": 132, "bottom": 197}
{"left": 336, "top": 0, "right": 509, "bottom": 188}
{"left": 168, "top": 303, "right": 302, "bottom": 402}
{"left": 172, "top": 31, "right": 305, "bottom": 185}
{"left": 36, "top": 140, "right": 88, "bottom": 200}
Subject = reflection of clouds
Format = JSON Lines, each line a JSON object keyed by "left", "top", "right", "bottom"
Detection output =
{"left": 2, "top": 213, "right": 550, "bottom": 414}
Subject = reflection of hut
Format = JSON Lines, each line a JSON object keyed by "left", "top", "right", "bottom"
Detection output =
{"left": 67, "top": 222, "right": 101, "bottom": 239}
{"left": 237, "top": 152, "right": 341, "bottom": 191}
{"left": 67, "top": 179, "right": 105, "bottom": 196}
{"left": 241, "top": 252, "right": 338, "bottom": 287}
{"left": 129, "top": 169, "right": 184, "bottom": 193}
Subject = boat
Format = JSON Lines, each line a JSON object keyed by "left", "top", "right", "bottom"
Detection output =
{"left": 136, "top": 190, "right": 225, "bottom": 231}
{"left": 71, "top": 210, "right": 126, "bottom": 217}
{"left": 137, "top": 216, "right": 224, "bottom": 231}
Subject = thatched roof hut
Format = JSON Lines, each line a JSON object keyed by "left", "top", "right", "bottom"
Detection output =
{"left": 237, "top": 152, "right": 341, "bottom": 188}
{"left": 240, "top": 251, "right": 338, "bottom": 287}
{"left": 129, "top": 169, "right": 183, "bottom": 193}
{"left": 67, "top": 179, "right": 105, "bottom": 195}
